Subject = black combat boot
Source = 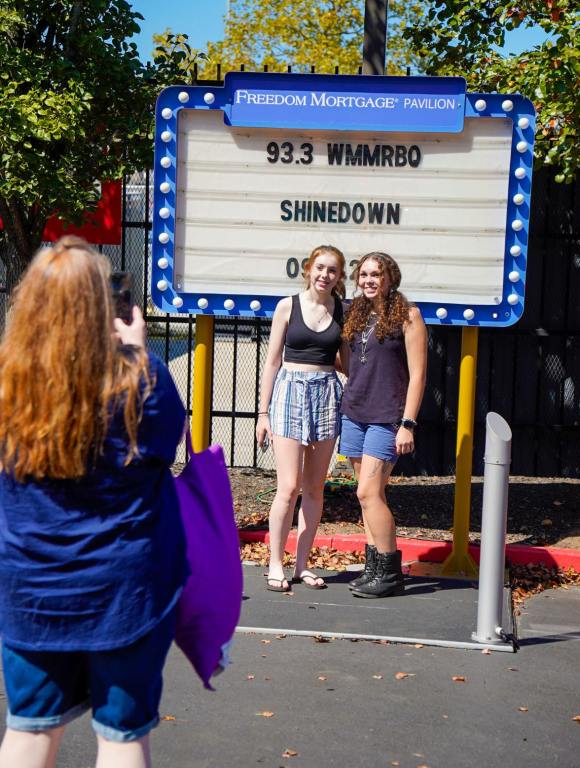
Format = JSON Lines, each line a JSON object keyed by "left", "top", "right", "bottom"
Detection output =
{"left": 351, "top": 550, "right": 404, "bottom": 598}
{"left": 348, "top": 544, "right": 377, "bottom": 590}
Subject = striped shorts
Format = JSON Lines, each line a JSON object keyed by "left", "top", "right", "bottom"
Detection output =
{"left": 269, "top": 368, "right": 343, "bottom": 446}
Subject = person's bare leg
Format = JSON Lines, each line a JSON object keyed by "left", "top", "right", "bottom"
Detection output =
{"left": 95, "top": 734, "right": 151, "bottom": 768}
{"left": 350, "top": 457, "right": 374, "bottom": 546}
{"left": 268, "top": 435, "right": 304, "bottom": 588}
{"left": 294, "top": 438, "right": 336, "bottom": 585}
{"left": 355, "top": 455, "right": 396, "bottom": 552}
{"left": 0, "top": 726, "right": 65, "bottom": 768}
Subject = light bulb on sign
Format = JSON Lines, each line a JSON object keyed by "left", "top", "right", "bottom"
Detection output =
{"left": 510, "top": 245, "right": 522, "bottom": 257}
{"left": 514, "top": 167, "right": 526, "bottom": 180}
{"left": 197, "top": 298, "right": 208, "bottom": 309}
{"left": 160, "top": 156, "right": 171, "bottom": 169}
{"left": 463, "top": 308, "right": 475, "bottom": 321}
{"left": 513, "top": 193, "right": 524, "bottom": 205}
{"left": 508, "top": 271, "right": 520, "bottom": 283}
{"left": 158, "top": 232, "right": 170, "bottom": 245}
{"left": 518, "top": 117, "right": 530, "bottom": 130}
{"left": 511, "top": 219, "right": 523, "bottom": 232}
{"left": 474, "top": 99, "right": 486, "bottom": 112}
{"left": 501, "top": 100, "right": 513, "bottom": 112}
{"left": 250, "top": 300, "right": 261, "bottom": 311}
{"left": 507, "top": 294, "right": 519, "bottom": 305}
{"left": 172, "top": 296, "right": 184, "bottom": 308}
{"left": 178, "top": 91, "right": 189, "bottom": 103}
{"left": 516, "top": 140, "right": 528, "bottom": 153}
{"left": 203, "top": 92, "right": 215, "bottom": 105}
{"left": 224, "top": 299, "right": 235, "bottom": 311}
{"left": 157, "top": 257, "right": 169, "bottom": 269}
{"left": 160, "top": 182, "right": 170, "bottom": 194}
{"left": 435, "top": 307, "right": 447, "bottom": 320}
{"left": 157, "top": 280, "right": 168, "bottom": 292}
{"left": 159, "top": 207, "right": 170, "bottom": 219}
{"left": 161, "top": 108, "right": 172, "bottom": 120}
{"left": 160, "top": 130, "right": 172, "bottom": 143}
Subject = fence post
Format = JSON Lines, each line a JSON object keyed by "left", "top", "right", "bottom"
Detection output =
{"left": 472, "top": 412, "right": 512, "bottom": 644}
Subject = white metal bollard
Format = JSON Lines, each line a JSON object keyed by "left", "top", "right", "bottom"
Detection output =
{"left": 472, "top": 412, "right": 512, "bottom": 644}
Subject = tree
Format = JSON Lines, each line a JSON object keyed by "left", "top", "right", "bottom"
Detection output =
{"left": 407, "top": 1, "right": 579, "bottom": 183}
{"left": 0, "top": 1, "right": 162, "bottom": 288}
{"left": 198, "top": 0, "right": 428, "bottom": 77}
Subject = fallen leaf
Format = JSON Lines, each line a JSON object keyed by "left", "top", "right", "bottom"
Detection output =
{"left": 518, "top": 707, "right": 529, "bottom": 712}
{"left": 395, "top": 672, "right": 409, "bottom": 680}
{"left": 264, "top": 676, "right": 271, "bottom": 681}
{"left": 314, "top": 635, "right": 330, "bottom": 643}
{"left": 257, "top": 711, "right": 274, "bottom": 718}
{"left": 261, "top": 639, "right": 272, "bottom": 644}
{"left": 451, "top": 675, "right": 466, "bottom": 683}
{"left": 481, "top": 648, "right": 492, "bottom": 655}
{"left": 318, "top": 676, "right": 327, "bottom": 681}
{"left": 276, "top": 634, "right": 287, "bottom": 639}
{"left": 246, "top": 674, "right": 255, "bottom": 680}
{"left": 442, "top": 714, "right": 449, "bottom": 719}
{"left": 282, "top": 749, "right": 299, "bottom": 758}
{"left": 161, "top": 715, "right": 176, "bottom": 721}
{"left": 541, "top": 518, "right": 553, "bottom": 526}
{"left": 372, "top": 674, "right": 383, "bottom": 679}
{"left": 414, "top": 643, "right": 424, "bottom": 649}
{"left": 572, "top": 715, "right": 580, "bottom": 723}
{"left": 390, "top": 762, "right": 400, "bottom": 767}
{"left": 507, "top": 667, "right": 519, "bottom": 672}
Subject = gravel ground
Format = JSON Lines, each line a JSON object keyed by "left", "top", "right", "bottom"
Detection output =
{"left": 224, "top": 468, "right": 580, "bottom": 549}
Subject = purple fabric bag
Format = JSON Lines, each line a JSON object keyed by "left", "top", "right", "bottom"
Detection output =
{"left": 174, "top": 435, "right": 243, "bottom": 689}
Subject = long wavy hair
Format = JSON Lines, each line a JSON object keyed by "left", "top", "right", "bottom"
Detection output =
{"left": 303, "top": 245, "right": 346, "bottom": 299}
{"left": 0, "top": 236, "right": 150, "bottom": 482}
{"left": 342, "top": 252, "right": 411, "bottom": 342}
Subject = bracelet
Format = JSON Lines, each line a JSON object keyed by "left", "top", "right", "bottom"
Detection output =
{"left": 399, "top": 417, "right": 417, "bottom": 430}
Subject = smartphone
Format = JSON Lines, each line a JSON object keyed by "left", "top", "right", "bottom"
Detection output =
{"left": 111, "top": 271, "right": 133, "bottom": 324}
{"left": 261, "top": 436, "right": 269, "bottom": 452}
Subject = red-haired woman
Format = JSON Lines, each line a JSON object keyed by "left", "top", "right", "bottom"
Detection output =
{"left": 256, "top": 245, "right": 346, "bottom": 592}
{"left": 340, "top": 252, "right": 427, "bottom": 598}
{"left": 0, "top": 238, "right": 187, "bottom": 768}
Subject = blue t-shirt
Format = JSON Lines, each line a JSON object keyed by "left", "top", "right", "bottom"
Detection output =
{"left": 0, "top": 353, "right": 188, "bottom": 651}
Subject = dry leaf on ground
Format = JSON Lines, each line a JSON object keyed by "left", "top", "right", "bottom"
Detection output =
{"left": 395, "top": 672, "right": 409, "bottom": 680}
{"left": 451, "top": 675, "right": 466, "bottom": 683}
{"left": 282, "top": 749, "right": 299, "bottom": 758}
{"left": 318, "top": 676, "right": 327, "bottom": 681}
{"left": 246, "top": 675, "right": 255, "bottom": 680}
{"left": 257, "top": 711, "right": 274, "bottom": 718}
{"left": 161, "top": 715, "right": 176, "bottom": 721}
{"left": 572, "top": 715, "right": 580, "bottom": 723}
{"left": 481, "top": 648, "right": 492, "bottom": 655}
{"left": 518, "top": 707, "right": 529, "bottom": 712}
{"left": 372, "top": 674, "right": 383, "bottom": 679}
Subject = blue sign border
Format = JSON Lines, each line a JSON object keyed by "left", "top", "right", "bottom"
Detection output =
{"left": 151, "top": 72, "right": 535, "bottom": 327}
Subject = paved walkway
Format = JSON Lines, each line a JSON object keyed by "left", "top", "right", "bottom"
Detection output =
{"left": 1, "top": 584, "right": 578, "bottom": 767}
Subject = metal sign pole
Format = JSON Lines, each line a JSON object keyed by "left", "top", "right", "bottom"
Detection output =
{"left": 362, "top": 0, "right": 388, "bottom": 75}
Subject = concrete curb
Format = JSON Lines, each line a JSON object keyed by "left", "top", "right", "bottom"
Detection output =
{"left": 239, "top": 530, "right": 580, "bottom": 571}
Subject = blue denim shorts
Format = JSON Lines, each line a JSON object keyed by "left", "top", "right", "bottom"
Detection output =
{"left": 2, "top": 608, "right": 176, "bottom": 742}
{"left": 339, "top": 415, "right": 398, "bottom": 463}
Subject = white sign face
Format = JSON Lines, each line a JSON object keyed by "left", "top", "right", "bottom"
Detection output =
{"left": 174, "top": 109, "right": 513, "bottom": 305}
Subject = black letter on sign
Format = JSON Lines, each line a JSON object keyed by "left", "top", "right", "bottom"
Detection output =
{"left": 280, "top": 200, "right": 293, "bottom": 221}
{"left": 408, "top": 145, "right": 421, "bottom": 168}
{"left": 286, "top": 258, "right": 300, "bottom": 278}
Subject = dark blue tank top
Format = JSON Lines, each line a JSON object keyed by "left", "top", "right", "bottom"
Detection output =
{"left": 284, "top": 294, "right": 343, "bottom": 366}
{"left": 341, "top": 317, "right": 409, "bottom": 424}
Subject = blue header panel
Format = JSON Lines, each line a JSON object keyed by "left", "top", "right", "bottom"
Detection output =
{"left": 224, "top": 72, "right": 466, "bottom": 133}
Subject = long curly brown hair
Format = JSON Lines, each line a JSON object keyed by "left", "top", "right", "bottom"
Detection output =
{"left": 342, "top": 252, "right": 411, "bottom": 342}
{"left": 0, "top": 236, "right": 151, "bottom": 481}
{"left": 303, "top": 245, "right": 346, "bottom": 299}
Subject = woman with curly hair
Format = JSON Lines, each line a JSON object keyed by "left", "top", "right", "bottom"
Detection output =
{"left": 256, "top": 245, "right": 346, "bottom": 592}
{"left": 340, "top": 252, "right": 427, "bottom": 598}
{"left": 0, "top": 237, "right": 187, "bottom": 768}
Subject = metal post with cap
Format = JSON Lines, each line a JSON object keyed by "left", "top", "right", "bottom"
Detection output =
{"left": 472, "top": 412, "right": 513, "bottom": 644}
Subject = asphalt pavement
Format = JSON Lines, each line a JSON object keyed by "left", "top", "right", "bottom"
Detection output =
{"left": 1, "top": 578, "right": 578, "bottom": 768}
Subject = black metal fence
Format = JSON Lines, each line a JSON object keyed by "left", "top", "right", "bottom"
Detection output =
{"left": 1, "top": 114, "right": 577, "bottom": 477}
{"left": 108, "top": 163, "right": 578, "bottom": 477}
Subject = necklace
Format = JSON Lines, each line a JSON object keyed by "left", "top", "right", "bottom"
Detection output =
{"left": 359, "top": 316, "right": 376, "bottom": 364}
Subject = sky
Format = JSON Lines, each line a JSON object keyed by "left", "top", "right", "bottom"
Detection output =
{"left": 130, "top": 0, "right": 549, "bottom": 62}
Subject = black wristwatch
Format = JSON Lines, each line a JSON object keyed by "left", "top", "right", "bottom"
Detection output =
{"left": 400, "top": 418, "right": 417, "bottom": 431}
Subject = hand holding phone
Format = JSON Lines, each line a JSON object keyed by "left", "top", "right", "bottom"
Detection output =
{"left": 111, "top": 271, "right": 133, "bottom": 324}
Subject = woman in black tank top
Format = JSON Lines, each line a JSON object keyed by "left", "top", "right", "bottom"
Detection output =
{"left": 256, "top": 245, "right": 347, "bottom": 593}
{"left": 339, "top": 252, "right": 428, "bottom": 598}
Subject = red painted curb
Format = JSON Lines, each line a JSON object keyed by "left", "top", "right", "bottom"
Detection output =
{"left": 238, "top": 530, "right": 580, "bottom": 572}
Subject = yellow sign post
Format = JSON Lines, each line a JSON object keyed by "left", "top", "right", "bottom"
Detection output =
{"left": 442, "top": 326, "right": 480, "bottom": 577}
{"left": 191, "top": 315, "right": 214, "bottom": 452}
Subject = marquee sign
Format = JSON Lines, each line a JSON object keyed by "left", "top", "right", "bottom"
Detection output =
{"left": 151, "top": 72, "right": 535, "bottom": 326}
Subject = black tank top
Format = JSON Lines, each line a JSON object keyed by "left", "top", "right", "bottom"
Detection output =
{"left": 284, "top": 294, "right": 344, "bottom": 366}
{"left": 341, "top": 317, "right": 409, "bottom": 424}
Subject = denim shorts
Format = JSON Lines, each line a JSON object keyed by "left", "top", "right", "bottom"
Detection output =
{"left": 2, "top": 608, "right": 176, "bottom": 742}
{"left": 339, "top": 415, "right": 398, "bottom": 463}
{"left": 270, "top": 368, "right": 342, "bottom": 445}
